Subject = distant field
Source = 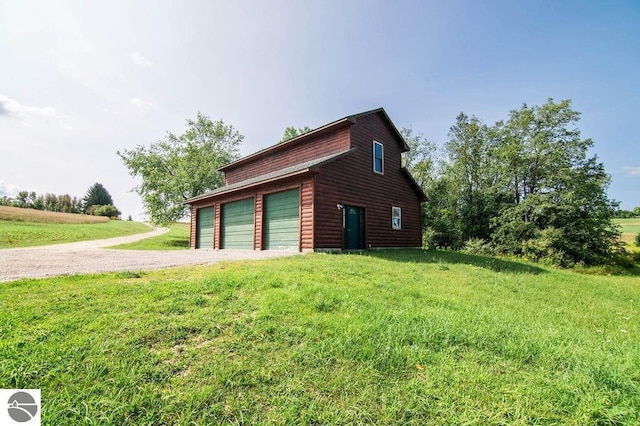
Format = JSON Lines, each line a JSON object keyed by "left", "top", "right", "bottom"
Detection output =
{"left": 111, "top": 223, "right": 190, "bottom": 250}
{"left": 0, "top": 207, "right": 152, "bottom": 248}
{"left": 1, "top": 250, "right": 638, "bottom": 424}
{"left": 615, "top": 218, "right": 640, "bottom": 246}
{"left": 0, "top": 205, "right": 108, "bottom": 224}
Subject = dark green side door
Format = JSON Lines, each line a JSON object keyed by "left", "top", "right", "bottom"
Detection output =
{"left": 221, "top": 198, "right": 255, "bottom": 249}
{"left": 344, "top": 205, "right": 365, "bottom": 250}
{"left": 196, "top": 207, "right": 214, "bottom": 249}
{"left": 264, "top": 189, "right": 300, "bottom": 250}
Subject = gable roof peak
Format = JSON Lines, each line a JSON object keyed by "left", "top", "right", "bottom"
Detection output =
{"left": 219, "top": 107, "right": 407, "bottom": 172}
{"left": 345, "top": 107, "right": 408, "bottom": 151}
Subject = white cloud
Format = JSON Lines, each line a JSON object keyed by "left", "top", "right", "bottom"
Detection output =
{"left": 0, "top": 94, "right": 73, "bottom": 130}
{"left": 624, "top": 166, "right": 640, "bottom": 177}
{"left": 0, "top": 180, "right": 22, "bottom": 197}
{"left": 0, "top": 94, "right": 57, "bottom": 119}
{"left": 130, "top": 51, "right": 153, "bottom": 67}
{"left": 130, "top": 97, "right": 158, "bottom": 112}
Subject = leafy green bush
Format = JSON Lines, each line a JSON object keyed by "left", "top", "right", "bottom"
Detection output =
{"left": 610, "top": 252, "right": 636, "bottom": 269}
{"left": 521, "top": 227, "right": 573, "bottom": 267}
{"left": 635, "top": 232, "right": 640, "bottom": 247}
{"left": 576, "top": 251, "right": 638, "bottom": 275}
{"left": 87, "top": 204, "right": 121, "bottom": 218}
{"left": 462, "top": 238, "right": 494, "bottom": 256}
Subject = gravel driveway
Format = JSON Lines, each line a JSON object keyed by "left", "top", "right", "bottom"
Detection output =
{"left": 0, "top": 228, "right": 299, "bottom": 282}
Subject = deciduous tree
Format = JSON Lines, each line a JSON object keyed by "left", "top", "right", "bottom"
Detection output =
{"left": 118, "top": 112, "right": 242, "bottom": 225}
{"left": 490, "top": 99, "right": 620, "bottom": 265}
{"left": 400, "top": 127, "right": 437, "bottom": 191}
{"left": 444, "top": 113, "right": 503, "bottom": 243}
{"left": 279, "top": 126, "right": 312, "bottom": 143}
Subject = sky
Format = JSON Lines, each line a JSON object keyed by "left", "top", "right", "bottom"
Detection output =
{"left": 1, "top": 0, "right": 639, "bottom": 220}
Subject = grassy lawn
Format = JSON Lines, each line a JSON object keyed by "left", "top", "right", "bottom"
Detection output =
{"left": 0, "top": 220, "right": 152, "bottom": 248}
{"left": 110, "top": 223, "right": 190, "bottom": 250}
{"left": 1, "top": 250, "right": 638, "bottom": 424}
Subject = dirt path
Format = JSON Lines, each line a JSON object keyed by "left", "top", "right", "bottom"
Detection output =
{"left": 0, "top": 228, "right": 299, "bottom": 282}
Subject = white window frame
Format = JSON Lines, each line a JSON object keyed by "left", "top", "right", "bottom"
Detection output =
{"left": 392, "top": 206, "right": 401, "bottom": 230}
{"left": 373, "top": 141, "right": 384, "bottom": 174}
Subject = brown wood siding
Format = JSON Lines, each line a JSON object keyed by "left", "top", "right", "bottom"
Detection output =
{"left": 225, "top": 127, "right": 351, "bottom": 184}
{"left": 314, "top": 112, "right": 422, "bottom": 249}
{"left": 254, "top": 194, "right": 263, "bottom": 250}
{"left": 189, "top": 205, "right": 196, "bottom": 249}
{"left": 300, "top": 178, "right": 314, "bottom": 250}
{"left": 188, "top": 175, "right": 314, "bottom": 251}
{"left": 214, "top": 203, "right": 221, "bottom": 249}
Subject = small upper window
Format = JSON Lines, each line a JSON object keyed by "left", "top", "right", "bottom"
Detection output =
{"left": 392, "top": 206, "right": 401, "bottom": 230}
{"left": 373, "top": 141, "right": 384, "bottom": 174}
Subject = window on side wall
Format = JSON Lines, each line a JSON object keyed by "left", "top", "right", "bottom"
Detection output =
{"left": 373, "top": 141, "right": 384, "bottom": 174}
{"left": 392, "top": 206, "right": 401, "bottom": 230}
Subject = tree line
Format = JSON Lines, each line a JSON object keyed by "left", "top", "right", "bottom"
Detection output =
{"left": 614, "top": 207, "right": 640, "bottom": 219}
{"left": 1, "top": 191, "right": 83, "bottom": 213}
{"left": 0, "top": 183, "right": 121, "bottom": 218}
{"left": 403, "top": 98, "right": 626, "bottom": 267}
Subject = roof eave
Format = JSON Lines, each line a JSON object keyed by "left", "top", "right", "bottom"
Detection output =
{"left": 184, "top": 169, "right": 312, "bottom": 204}
{"left": 401, "top": 167, "right": 427, "bottom": 202}
{"left": 185, "top": 148, "right": 356, "bottom": 205}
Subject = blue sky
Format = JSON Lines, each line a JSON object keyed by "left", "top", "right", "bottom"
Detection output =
{"left": 1, "top": 0, "right": 638, "bottom": 219}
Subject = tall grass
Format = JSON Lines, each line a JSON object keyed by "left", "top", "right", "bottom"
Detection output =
{"left": 0, "top": 206, "right": 108, "bottom": 224}
{"left": 1, "top": 250, "right": 638, "bottom": 424}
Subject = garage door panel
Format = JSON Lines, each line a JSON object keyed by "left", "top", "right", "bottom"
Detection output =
{"left": 265, "top": 189, "right": 299, "bottom": 250}
{"left": 267, "top": 220, "right": 298, "bottom": 230}
{"left": 196, "top": 207, "right": 214, "bottom": 249}
{"left": 221, "top": 198, "right": 254, "bottom": 249}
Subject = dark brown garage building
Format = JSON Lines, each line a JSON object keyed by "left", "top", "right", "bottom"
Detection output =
{"left": 185, "top": 108, "right": 426, "bottom": 251}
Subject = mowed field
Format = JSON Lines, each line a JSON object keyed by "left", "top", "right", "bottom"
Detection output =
{"left": 0, "top": 206, "right": 151, "bottom": 248}
{"left": 1, "top": 250, "right": 638, "bottom": 425}
{"left": 615, "top": 218, "right": 640, "bottom": 248}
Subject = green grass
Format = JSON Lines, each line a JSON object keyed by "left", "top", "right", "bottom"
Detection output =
{"left": 110, "top": 223, "right": 190, "bottom": 250}
{"left": 615, "top": 218, "right": 640, "bottom": 247}
{"left": 1, "top": 250, "right": 638, "bottom": 424}
{"left": 0, "top": 220, "right": 152, "bottom": 248}
{"left": 615, "top": 218, "right": 640, "bottom": 234}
